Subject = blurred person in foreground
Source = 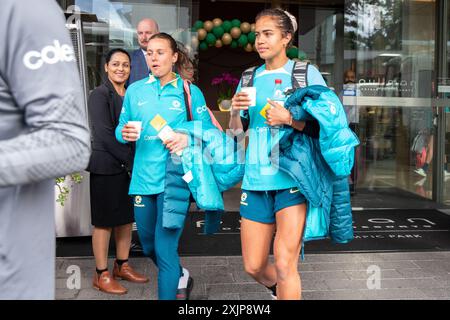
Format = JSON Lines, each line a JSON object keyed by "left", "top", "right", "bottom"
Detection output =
{"left": 0, "top": 0, "right": 91, "bottom": 299}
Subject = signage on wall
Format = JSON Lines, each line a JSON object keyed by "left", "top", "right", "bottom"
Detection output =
{"left": 437, "top": 78, "right": 450, "bottom": 93}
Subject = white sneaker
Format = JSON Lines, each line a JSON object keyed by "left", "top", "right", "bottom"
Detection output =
{"left": 414, "top": 168, "right": 427, "bottom": 177}
{"left": 176, "top": 267, "right": 194, "bottom": 300}
{"left": 266, "top": 285, "right": 277, "bottom": 300}
{"left": 178, "top": 267, "right": 190, "bottom": 289}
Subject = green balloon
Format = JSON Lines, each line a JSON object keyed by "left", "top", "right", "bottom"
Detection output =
{"left": 212, "top": 26, "right": 224, "bottom": 38}
{"left": 287, "top": 47, "right": 299, "bottom": 59}
{"left": 199, "top": 41, "right": 208, "bottom": 51}
{"left": 230, "top": 40, "right": 238, "bottom": 49}
{"left": 194, "top": 20, "right": 203, "bottom": 30}
{"left": 237, "top": 34, "right": 248, "bottom": 47}
{"left": 205, "top": 33, "right": 217, "bottom": 46}
{"left": 222, "top": 20, "right": 232, "bottom": 33}
{"left": 231, "top": 19, "right": 241, "bottom": 28}
{"left": 247, "top": 31, "right": 256, "bottom": 44}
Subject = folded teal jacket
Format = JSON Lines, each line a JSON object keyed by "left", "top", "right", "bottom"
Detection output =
{"left": 162, "top": 121, "right": 244, "bottom": 230}
{"left": 279, "top": 85, "right": 360, "bottom": 244}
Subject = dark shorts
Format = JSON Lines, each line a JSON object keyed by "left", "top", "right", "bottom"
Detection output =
{"left": 240, "top": 188, "right": 306, "bottom": 224}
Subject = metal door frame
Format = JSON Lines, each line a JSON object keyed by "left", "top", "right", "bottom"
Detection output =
{"left": 433, "top": 0, "right": 447, "bottom": 203}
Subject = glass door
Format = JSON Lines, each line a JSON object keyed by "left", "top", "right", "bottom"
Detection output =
{"left": 439, "top": 0, "right": 450, "bottom": 205}
{"left": 343, "top": 0, "right": 448, "bottom": 207}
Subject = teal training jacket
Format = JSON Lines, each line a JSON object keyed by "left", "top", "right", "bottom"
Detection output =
{"left": 278, "top": 85, "right": 359, "bottom": 244}
{"left": 162, "top": 120, "right": 244, "bottom": 230}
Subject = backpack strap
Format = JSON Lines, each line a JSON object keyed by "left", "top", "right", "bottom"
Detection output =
{"left": 291, "top": 61, "right": 309, "bottom": 89}
{"left": 183, "top": 79, "right": 224, "bottom": 131}
{"left": 241, "top": 66, "right": 258, "bottom": 88}
{"left": 183, "top": 79, "right": 193, "bottom": 121}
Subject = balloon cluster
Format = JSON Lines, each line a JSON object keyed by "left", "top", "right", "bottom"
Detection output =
{"left": 192, "top": 18, "right": 256, "bottom": 52}
{"left": 191, "top": 18, "right": 307, "bottom": 59}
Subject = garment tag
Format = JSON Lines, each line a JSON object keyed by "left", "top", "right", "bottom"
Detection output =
{"left": 182, "top": 170, "right": 193, "bottom": 183}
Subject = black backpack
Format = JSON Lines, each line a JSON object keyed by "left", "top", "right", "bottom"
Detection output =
{"left": 241, "top": 60, "right": 309, "bottom": 89}
{"left": 240, "top": 61, "right": 310, "bottom": 131}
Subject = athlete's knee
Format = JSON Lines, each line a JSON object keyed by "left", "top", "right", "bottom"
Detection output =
{"left": 141, "top": 242, "right": 154, "bottom": 258}
{"left": 154, "top": 245, "right": 179, "bottom": 270}
{"left": 274, "top": 257, "right": 297, "bottom": 282}
{"left": 243, "top": 261, "right": 266, "bottom": 279}
{"left": 137, "top": 234, "right": 154, "bottom": 257}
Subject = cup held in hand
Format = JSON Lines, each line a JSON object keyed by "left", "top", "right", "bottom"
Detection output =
{"left": 127, "top": 121, "right": 142, "bottom": 139}
{"left": 241, "top": 87, "right": 256, "bottom": 107}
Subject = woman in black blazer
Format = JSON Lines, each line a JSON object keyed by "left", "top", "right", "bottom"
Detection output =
{"left": 87, "top": 49, "right": 148, "bottom": 295}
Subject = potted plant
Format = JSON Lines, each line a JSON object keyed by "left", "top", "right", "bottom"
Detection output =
{"left": 211, "top": 72, "right": 239, "bottom": 111}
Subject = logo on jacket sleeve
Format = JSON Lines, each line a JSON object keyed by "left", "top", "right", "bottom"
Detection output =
{"left": 329, "top": 102, "right": 337, "bottom": 115}
{"left": 23, "top": 40, "right": 75, "bottom": 70}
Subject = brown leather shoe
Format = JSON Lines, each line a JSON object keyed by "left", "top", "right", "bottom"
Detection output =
{"left": 93, "top": 271, "right": 128, "bottom": 295}
{"left": 113, "top": 261, "right": 149, "bottom": 283}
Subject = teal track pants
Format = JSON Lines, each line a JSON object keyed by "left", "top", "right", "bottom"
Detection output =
{"left": 133, "top": 193, "right": 185, "bottom": 300}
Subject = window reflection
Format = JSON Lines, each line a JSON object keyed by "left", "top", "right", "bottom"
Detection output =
{"left": 344, "top": 0, "right": 436, "bottom": 200}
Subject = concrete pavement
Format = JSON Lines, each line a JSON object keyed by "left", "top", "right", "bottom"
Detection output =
{"left": 56, "top": 251, "right": 450, "bottom": 300}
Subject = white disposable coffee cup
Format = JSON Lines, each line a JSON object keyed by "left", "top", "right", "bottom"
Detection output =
{"left": 241, "top": 87, "right": 256, "bottom": 107}
{"left": 157, "top": 125, "right": 182, "bottom": 156}
{"left": 157, "top": 125, "right": 174, "bottom": 143}
{"left": 127, "top": 121, "right": 142, "bottom": 139}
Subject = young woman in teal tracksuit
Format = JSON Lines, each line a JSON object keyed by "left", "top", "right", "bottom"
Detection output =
{"left": 229, "top": 9, "right": 327, "bottom": 300}
{"left": 115, "top": 33, "right": 212, "bottom": 300}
